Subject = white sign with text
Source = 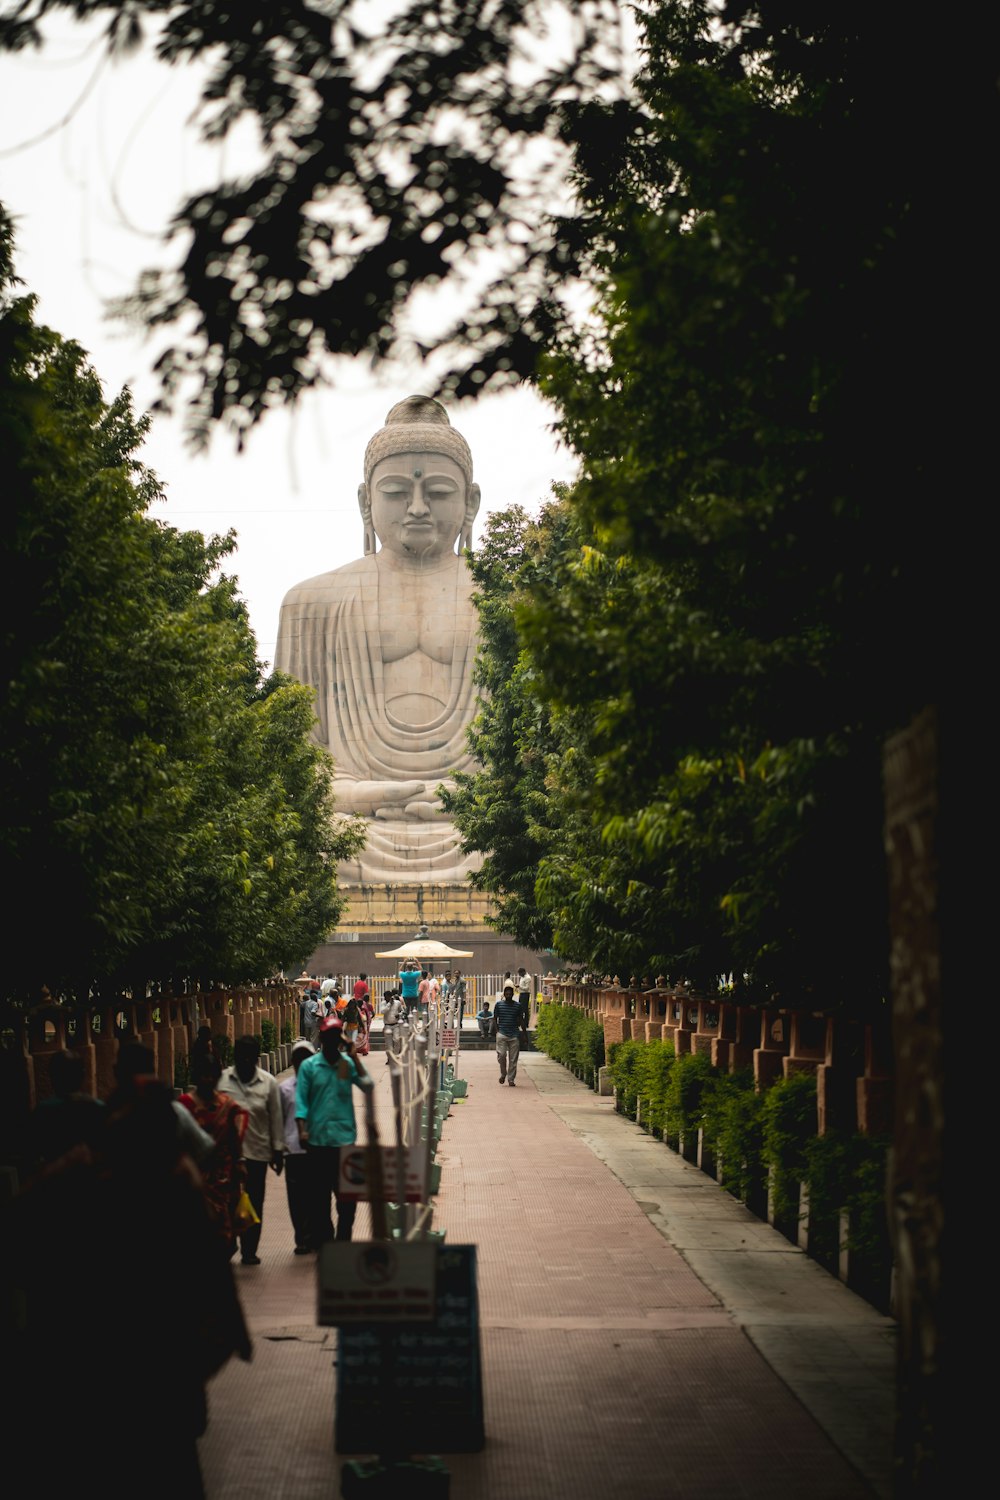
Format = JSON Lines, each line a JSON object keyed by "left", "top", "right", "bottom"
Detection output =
{"left": 318, "top": 1241, "right": 437, "bottom": 1325}
{"left": 338, "top": 1144, "right": 428, "bottom": 1203}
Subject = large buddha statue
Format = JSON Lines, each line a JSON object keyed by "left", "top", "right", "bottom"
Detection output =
{"left": 274, "top": 395, "right": 483, "bottom": 884}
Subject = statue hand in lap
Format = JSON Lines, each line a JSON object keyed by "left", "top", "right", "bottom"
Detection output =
{"left": 381, "top": 777, "right": 457, "bottom": 822}
{"left": 336, "top": 779, "right": 427, "bottom": 817}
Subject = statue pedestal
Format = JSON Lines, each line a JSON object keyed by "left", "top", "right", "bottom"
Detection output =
{"left": 304, "top": 884, "right": 546, "bottom": 983}
{"left": 334, "top": 882, "right": 494, "bottom": 935}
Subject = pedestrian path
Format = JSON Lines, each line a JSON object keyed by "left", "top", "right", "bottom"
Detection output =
{"left": 198, "top": 1048, "right": 896, "bottom": 1499}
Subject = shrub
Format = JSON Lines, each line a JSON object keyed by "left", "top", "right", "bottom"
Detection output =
{"left": 213, "top": 1033, "right": 234, "bottom": 1068}
{"left": 762, "top": 1070, "right": 818, "bottom": 1220}
{"left": 707, "top": 1069, "right": 765, "bottom": 1204}
{"left": 663, "top": 1052, "right": 716, "bottom": 1144}
{"left": 804, "top": 1129, "right": 892, "bottom": 1301}
{"left": 634, "top": 1038, "right": 675, "bottom": 1135}
{"left": 535, "top": 1003, "right": 605, "bottom": 1082}
{"left": 280, "top": 1021, "right": 294, "bottom": 1046}
{"left": 535, "top": 1001, "right": 574, "bottom": 1064}
{"left": 572, "top": 1017, "right": 606, "bottom": 1081}
{"left": 260, "top": 1017, "right": 278, "bottom": 1055}
{"left": 607, "top": 1038, "right": 644, "bottom": 1118}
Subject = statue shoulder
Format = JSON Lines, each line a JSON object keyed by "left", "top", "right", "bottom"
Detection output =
{"left": 279, "top": 554, "right": 376, "bottom": 610}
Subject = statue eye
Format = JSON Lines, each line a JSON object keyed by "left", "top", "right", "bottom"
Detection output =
{"left": 378, "top": 481, "right": 409, "bottom": 497}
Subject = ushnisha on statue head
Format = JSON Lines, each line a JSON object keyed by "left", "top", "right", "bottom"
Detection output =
{"left": 358, "top": 395, "right": 481, "bottom": 559}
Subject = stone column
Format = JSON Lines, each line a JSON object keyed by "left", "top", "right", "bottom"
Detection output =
{"left": 753, "top": 1008, "right": 789, "bottom": 1090}
{"left": 816, "top": 1014, "right": 863, "bottom": 1135}
{"left": 692, "top": 997, "right": 720, "bottom": 1058}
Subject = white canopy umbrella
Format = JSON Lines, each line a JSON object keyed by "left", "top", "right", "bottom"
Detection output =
{"left": 374, "top": 938, "right": 475, "bottom": 960}
{"left": 375, "top": 923, "right": 474, "bottom": 961}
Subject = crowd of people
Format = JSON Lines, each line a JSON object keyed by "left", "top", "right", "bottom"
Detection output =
{"left": 4, "top": 964, "right": 543, "bottom": 1492}
{"left": 5, "top": 1041, "right": 253, "bottom": 1498}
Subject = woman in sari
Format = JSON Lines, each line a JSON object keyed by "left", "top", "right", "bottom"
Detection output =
{"left": 356, "top": 988, "right": 374, "bottom": 1056}
{"left": 180, "top": 1052, "right": 249, "bottom": 1258}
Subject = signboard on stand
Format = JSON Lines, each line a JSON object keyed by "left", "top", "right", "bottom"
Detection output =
{"left": 337, "top": 1145, "right": 428, "bottom": 1203}
{"left": 440, "top": 1026, "right": 458, "bottom": 1048}
{"left": 334, "top": 1244, "right": 484, "bottom": 1454}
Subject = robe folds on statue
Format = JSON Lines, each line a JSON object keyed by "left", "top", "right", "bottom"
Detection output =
{"left": 275, "top": 553, "right": 481, "bottom": 883}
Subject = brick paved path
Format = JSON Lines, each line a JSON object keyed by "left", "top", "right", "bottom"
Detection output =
{"left": 198, "top": 1047, "right": 892, "bottom": 1499}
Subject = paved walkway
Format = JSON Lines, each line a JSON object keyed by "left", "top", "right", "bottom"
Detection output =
{"left": 198, "top": 1042, "right": 897, "bottom": 1499}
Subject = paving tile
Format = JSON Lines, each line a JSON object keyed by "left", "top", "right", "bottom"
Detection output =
{"left": 198, "top": 1048, "right": 894, "bottom": 1500}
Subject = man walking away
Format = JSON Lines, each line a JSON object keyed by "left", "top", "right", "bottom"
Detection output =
{"left": 453, "top": 971, "right": 467, "bottom": 1026}
{"left": 219, "top": 1035, "right": 284, "bottom": 1265}
{"left": 517, "top": 968, "right": 532, "bottom": 1030}
{"left": 280, "top": 1040, "right": 316, "bottom": 1255}
{"left": 303, "top": 984, "right": 322, "bottom": 1045}
{"left": 494, "top": 984, "right": 524, "bottom": 1087}
{"left": 381, "top": 990, "right": 405, "bottom": 1061}
{"left": 295, "top": 1016, "right": 375, "bottom": 1243}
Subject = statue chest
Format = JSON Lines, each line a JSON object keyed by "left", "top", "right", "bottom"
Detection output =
{"left": 377, "top": 603, "right": 470, "bottom": 726}
{"left": 382, "top": 648, "right": 456, "bottom": 721}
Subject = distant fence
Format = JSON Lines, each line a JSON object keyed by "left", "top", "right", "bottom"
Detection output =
{"left": 322, "top": 973, "right": 542, "bottom": 1008}
{"left": 0, "top": 972, "right": 548, "bottom": 1146}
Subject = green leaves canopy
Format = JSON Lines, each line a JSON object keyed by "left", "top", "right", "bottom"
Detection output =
{"left": 0, "top": 213, "right": 363, "bottom": 1002}
{"left": 449, "top": 4, "right": 939, "bottom": 1010}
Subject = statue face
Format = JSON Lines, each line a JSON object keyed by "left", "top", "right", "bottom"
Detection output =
{"left": 369, "top": 453, "right": 468, "bottom": 560}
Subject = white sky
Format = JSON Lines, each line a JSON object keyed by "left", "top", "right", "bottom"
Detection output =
{"left": 0, "top": 16, "right": 580, "bottom": 671}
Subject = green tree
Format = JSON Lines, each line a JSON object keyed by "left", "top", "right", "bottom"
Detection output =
{"left": 0, "top": 0, "right": 627, "bottom": 438}
{"left": 444, "top": 499, "right": 589, "bottom": 953}
{"left": 522, "top": 4, "right": 938, "bottom": 1007}
{"left": 0, "top": 213, "right": 363, "bottom": 1001}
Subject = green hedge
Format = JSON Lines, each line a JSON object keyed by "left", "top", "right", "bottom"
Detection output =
{"left": 664, "top": 1052, "right": 715, "bottom": 1145}
{"left": 607, "top": 1038, "right": 643, "bottom": 1116}
{"left": 762, "top": 1069, "right": 818, "bottom": 1219}
{"left": 535, "top": 1017, "right": 891, "bottom": 1306}
{"left": 535, "top": 1002, "right": 605, "bottom": 1081}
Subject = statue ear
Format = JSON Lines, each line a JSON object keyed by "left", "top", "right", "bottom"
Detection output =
{"left": 460, "top": 482, "right": 481, "bottom": 554}
{"left": 359, "top": 482, "right": 377, "bottom": 555}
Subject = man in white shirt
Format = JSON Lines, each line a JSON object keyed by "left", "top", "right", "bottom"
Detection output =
{"left": 219, "top": 1035, "right": 284, "bottom": 1266}
{"left": 517, "top": 968, "right": 533, "bottom": 1029}
{"left": 279, "top": 1040, "right": 316, "bottom": 1254}
{"left": 381, "top": 991, "right": 405, "bottom": 1060}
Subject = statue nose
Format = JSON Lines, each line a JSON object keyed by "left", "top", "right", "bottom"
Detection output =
{"left": 407, "top": 485, "right": 431, "bottom": 518}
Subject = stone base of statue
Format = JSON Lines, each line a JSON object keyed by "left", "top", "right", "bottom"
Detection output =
{"left": 337, "top": 821, "right": 481, "bottom": 885}
{"left": 334, "top": 879, "right": 493, "bottom": 934}
{"left": 304, "top": 888, "right": 546, "bottom": 984}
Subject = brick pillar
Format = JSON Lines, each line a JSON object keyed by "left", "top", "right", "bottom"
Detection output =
{"left": 857, "top": 1012, "right": 894, "bottom": 1136}
{"left": 816, "top": 1014, "right": 863, "bottom": 1135}
{"left": 753, "top": 1007, "right": 789, "bottom": 1089}
{"left": 673, "top": 992, "right": 698, "bottom": 1057}
{"left": 93, "top": 1002, "right": 119, "bottom": 1100}
{"left": 693, "top": 997, "right": 720, "bottom": 1058}
{"left": 27, "top": 1004, "right": 71, "bottom": 1107}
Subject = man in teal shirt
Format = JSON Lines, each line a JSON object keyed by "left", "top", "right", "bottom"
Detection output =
{"left": 399, "top": 962, "right": 421, "bottom": 1011}
{"left": 295, "top": 1016, "right": 374, "bottom": 1243}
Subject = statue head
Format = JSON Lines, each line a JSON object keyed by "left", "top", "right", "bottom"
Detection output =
{"left": 358, "top": 395, "right": 481, "bottom": 559}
